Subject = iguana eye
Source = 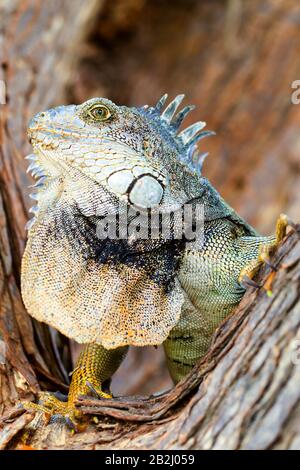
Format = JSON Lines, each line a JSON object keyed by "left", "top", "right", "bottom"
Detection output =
{"left": 89, "top": 104, "right": 112, "bottom": 121}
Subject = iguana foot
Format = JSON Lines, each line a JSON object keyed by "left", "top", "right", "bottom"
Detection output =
{"left": 22, "top": 344, "right": 126, "bottom": 431}
{"left": 22, "top": 392, "right": 82, "bottom": 430}
{"left": 23, "top": 384, "right": 112, "bottom": 431}
{"left": 239, "top": 213, "right": 291, "bottom": 291}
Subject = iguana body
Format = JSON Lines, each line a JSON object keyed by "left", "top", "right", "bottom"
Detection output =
{"left": 21, "top": 95, "right": 287, "bottom": 422}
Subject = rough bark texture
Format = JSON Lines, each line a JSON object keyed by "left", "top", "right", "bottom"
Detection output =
{"left": 0, "top": 0, "right": 300, "bottom": 450}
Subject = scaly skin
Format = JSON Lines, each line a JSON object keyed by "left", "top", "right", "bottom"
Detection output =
{"left": 21, "top": 94, "right": 288, "bottom": 424}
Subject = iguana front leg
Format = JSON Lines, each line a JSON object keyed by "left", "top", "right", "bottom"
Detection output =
{"left": 24, "top": 344, "right": 127, "bottom": 427}
{"left": 167, "top": 216, "right": 291, "bottom": 383}
{"left": 238, "top": 213, "right": 289, "bottom": 284}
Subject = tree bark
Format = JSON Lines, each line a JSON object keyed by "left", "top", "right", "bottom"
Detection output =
{"left": 0, "top": 0, "right": 300, "bottom": 450}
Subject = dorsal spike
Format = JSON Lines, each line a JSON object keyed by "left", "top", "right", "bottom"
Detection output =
{"left": 155, "top": 94, "right": 168, "bottom": 112}
{"left": 171, "top": 105, "right": 195, "bottom": 130}
{"left": 179, "top": 121, "right": 207, "bottom": 145}
{"left": 193, "top": 151, "right": 209, "bottom": 173}
{"left": 161, "top": 94, "right": 185, "bottom": 123}
{"left": 186, "top": 130, "right": 216, "bottom": 148}
{"left": 142, "top": 93, "right": 215, "bottom": 176}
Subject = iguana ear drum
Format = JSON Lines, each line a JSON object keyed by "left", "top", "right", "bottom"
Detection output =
{"left": 107, "top": 170, "right": 134, "bottom": 195}
{"left": 128, "top": 174, "right": 164, "bottom": 208}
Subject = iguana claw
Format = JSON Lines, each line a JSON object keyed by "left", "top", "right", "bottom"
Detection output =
{"left": 22, "top": 392, "right": 84, "bottom": 431}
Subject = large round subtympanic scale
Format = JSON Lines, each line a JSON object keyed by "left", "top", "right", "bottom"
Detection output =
{"left": 129, "top": 175, "right": 163, "bottom": 208}
{"left": 107, "top": 170, "right": 134, "bottom": 195}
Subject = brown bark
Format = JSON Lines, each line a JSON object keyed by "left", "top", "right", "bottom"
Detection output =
{"left": 0, "top": 0, "right": 300, "bottom": 450}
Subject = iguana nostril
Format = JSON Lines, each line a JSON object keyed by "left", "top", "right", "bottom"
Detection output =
{"left": 129, "top": 175, "right": 164, "bottom": 208}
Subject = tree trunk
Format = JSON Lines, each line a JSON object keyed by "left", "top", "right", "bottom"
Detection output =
{"left": 0, "top": 0, "right": 300, "bottom": 450}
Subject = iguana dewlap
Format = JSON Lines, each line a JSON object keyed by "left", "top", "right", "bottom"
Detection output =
{"left": 21, "top": 95, "right": 287, "bottom": 422}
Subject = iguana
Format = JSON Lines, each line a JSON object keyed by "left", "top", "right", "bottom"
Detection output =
{"left": 21, "top": 94, "right": 288, "bottom": 425}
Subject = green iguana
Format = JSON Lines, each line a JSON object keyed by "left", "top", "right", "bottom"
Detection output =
{"left": 21, "top": 94, "right": 288, "bottom": 425}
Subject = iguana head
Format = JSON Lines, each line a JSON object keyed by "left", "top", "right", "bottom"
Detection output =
{"left": 27, "top": 95, "right": 214, "bottom": 216}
